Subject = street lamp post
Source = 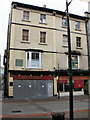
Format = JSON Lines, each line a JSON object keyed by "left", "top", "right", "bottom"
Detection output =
{"left": 66, "top": 0, "right": 73, "bottom": 120}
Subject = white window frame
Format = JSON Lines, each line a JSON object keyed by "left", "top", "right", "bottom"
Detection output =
{"left": 62, "top": 18, "right": 67, "bottom": 27}
{"left": 40, "top": 14, "right": 46, "bottom": 23}
{"left": 40, "top": 31, "right": 47, "bottom": 44}
{"left": 23, "top": 10, "right": 30, "bottom": 21}
{"left": 63, "top": 34, "right": 68, "bottom": 46}
{"left": 26, "top": 52, "right": 41, "bottom": 68}
{"left": 67, "top": 55, "right": 79, "bottom": 69}
{"left": 76, "top": 37, "right": 81, "bottom": 48}
{"left": 21, "top": 29, "right": 30, "bottom": 43}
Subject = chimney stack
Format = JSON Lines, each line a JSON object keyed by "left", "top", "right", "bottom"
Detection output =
{"left": 43, "top": 5, "right": 46, "bottom": 8}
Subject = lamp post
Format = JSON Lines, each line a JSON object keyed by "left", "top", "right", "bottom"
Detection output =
{"left": 66, "top": 0, "right": 73, "bottom": 120}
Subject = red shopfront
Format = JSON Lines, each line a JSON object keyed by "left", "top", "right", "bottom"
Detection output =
{"left": 57, "top": 76, "right": 88, "bottom": 92}
{"left": 13, "top": 75, "right": 54, "bottom": 99}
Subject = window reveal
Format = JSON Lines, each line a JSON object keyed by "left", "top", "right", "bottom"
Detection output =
{"left": 40, "top": 32, "right": 46, "bottom": 43}
{"left": 23, "top": 11, "right": 29, "bottom": 20}
{"left": 22, "top": 29, "right": 29, "bottom": 41}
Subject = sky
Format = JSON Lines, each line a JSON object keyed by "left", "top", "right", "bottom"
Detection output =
{"left": 0, "top": 0, "right": 88, "bottom": 67}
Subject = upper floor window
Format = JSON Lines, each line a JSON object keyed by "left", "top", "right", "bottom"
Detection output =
{"left": 62, "top": 18, "right": 67, "bottom": 27}
{"left": 40, "top": 32, "right": 46, "bottom": 43}
{"left": 22, "top": 29, "right": 29, "bottom": 41}
{"left": 26, "top": 52, "right": 41, "bottom": 68}
{"left": 75, "top": 21, "right": 80, "bottom": 30}
{"left": 40, "top": 14, "right": 46, "bottom": 23}
{"left": 72, "top": 55, "right": 78, "bottom": 69}
{"left": 76, "top": 37, "right": 81, "bottom": 48}
{"left": 63, "top": 35, "right": 68, "bottom": 46}
{"left": 23, "top": 11, "right": 29, "bottom": 21}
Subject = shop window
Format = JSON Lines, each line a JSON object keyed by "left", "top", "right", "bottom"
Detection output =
{"left": 74, "top": 80, "right": 84, "bottom": 91}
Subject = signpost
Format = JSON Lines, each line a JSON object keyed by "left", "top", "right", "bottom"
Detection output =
{"left": 66, "top": 0, "right": 73, "bottom": 120}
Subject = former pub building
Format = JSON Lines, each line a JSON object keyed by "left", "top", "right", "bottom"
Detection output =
{"left": 4, "top": 2, "right": 89, "bottom": 98}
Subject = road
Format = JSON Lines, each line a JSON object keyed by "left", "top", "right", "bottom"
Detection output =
{"left": 1, "top": 95, "right": 89, "bottom": 119}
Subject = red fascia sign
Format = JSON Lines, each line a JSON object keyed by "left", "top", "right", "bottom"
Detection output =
{"left": 13, "top": 75, "right": 54, "bottom": 80}
{"left": 59, "top": 76, "right": 88, "bottom": 80}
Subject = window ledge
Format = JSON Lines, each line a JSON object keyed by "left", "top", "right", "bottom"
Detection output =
{"left": 21, "top": 41, "right": 30, "bottom": 44}
{"left": 39, "top": 43, "right": 47, "bottom": 45}
{"left": 22, "top": 19, "right": 31, "bottom": 22}
{"left": 61, "top": 26, "right": 67, "bottom": 28}
{"left": 39, "top": 22, "right": 47, "bottom": 25}
{"left": 26, "top": 67, "right": 42, "bottom": 70}
{"left": 72, "top": 68, "right": 79, "bottom": 70}
{"left": 76, "top": 47, "right": 82, "bottom": 49}
{"left": 75, "top": 29, "right": 81, "bottom": 31}
{"left": 62, "top": 45, "right": 68, "bottom": 48}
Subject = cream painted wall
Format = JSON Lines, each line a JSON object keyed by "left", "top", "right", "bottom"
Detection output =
{"left": 10, "top": 6, "right": 88, "bottom": 71}
{"left": 9, "top": 50, "right": 55, "bottom": 71}
{"left": 8, "top": 73, "right": 13, "bottom": 96}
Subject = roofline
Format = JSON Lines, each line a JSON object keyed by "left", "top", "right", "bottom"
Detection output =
{"left": 12, "top": 1, "right": 87, "bottom": 20}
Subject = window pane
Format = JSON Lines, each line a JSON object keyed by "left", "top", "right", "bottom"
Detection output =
{"left": 62, "top": 18, "right": 67, "bottom": 27}
{"left": 32, "top": 53, "right": 35, "bottom": 59}
{"left": 23, "top": 11, "right": 29, "bottom": 20}
{"left": 32, "top": 53, "right": 39, "bottom": 60}
{"left": 40, "top": 14, "right": 46, "bottom": 23}
{"left": 27, "top": 53, "right": 29, "bottom": 59}
{"left": 27, "top": 53, "right": 30, "bottom": 67}
{"left": 76, "top": 37, "right": 81, "bottom": 47}
{"left": 63, "top": 35, "right": 68, "bottom": 46}
{"left": 31, "top": 61, "right": 39, "bottom": 68}
{"left": 31, "top": 53, "right": 40, "bottom": 67}
{"left": 22, "top": 29, "right": 29, "bottom": 41}
{"left": 72, "top": 56, "right": 78, "bottom": 69}
{"left": 36, "top": 53, "right": 39, "bottom": 60}
{"left": 75, "top": 21, "right": 80, "bottom": 29}
{"left": 40, "top": 32, "right": 46, "bottom": 43}
{"left": 26, "top": 52, "right": 41, "bottom": 68}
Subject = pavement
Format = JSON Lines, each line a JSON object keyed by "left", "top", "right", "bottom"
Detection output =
{"left": 0, "top": 90, "right": 89, "bottom": 120}
{"left": 0, "top": 94, "right": 89, "bottom": 120}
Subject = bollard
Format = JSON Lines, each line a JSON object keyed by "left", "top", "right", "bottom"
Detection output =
{"left": 58, "top": 91, "right": 60, "bottom": 99}
{"left": 51, "top": 112, "right": 65, "bottom": 120}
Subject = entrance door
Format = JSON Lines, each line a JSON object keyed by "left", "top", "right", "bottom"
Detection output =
{"left": 48, "top": 82, "right": 53, "bottom": 96}
{"left": 84, "top": 80, "right": 88, "bottom": 94}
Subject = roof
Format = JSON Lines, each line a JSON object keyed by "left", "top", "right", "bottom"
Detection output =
{"left": 12, "top": 1, "right": 87, "bottom": 20}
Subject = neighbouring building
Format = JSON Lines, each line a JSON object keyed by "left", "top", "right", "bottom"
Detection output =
{"left": 4, "top": 2, "right": 89, "bottom": 98}
{"left": 85, "top": 2, "right": 90, "bottom": 95}
{"left": 0, "top": 67, "right": 4, "bottom": 90}
{"left": 0, "top": 54, "right": 4, "bottom": 90}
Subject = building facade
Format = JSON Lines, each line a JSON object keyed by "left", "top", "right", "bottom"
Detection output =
{"left": 85, "top": 2, "right": 90, "bottom": 95}
{"left": 0, "top": 54, "right": 4, "bottom": 90}
{"left": 4, "top": 2, "right": 89, "bottom": 98}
